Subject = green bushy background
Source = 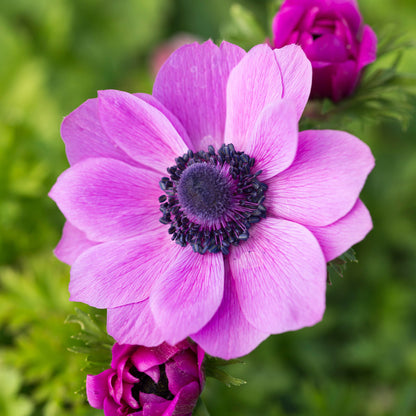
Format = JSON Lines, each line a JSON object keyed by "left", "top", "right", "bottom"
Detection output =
{"left": 0, "top": 0, "right": 415, "bottom": 415}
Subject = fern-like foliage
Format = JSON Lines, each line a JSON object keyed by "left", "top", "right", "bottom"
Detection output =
{"left": 0, "top": 254, "right": 101, "bottom": 415}
{"left": 66, "top": 307, "right": 114, "bottom": 377}
{"left": 327, "top": 248, "right": 358, "bottom": 285}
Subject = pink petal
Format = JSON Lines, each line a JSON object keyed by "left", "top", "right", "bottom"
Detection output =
{"left": 288, "top": 0, "right": 361, "bottom": 30}
{"left": 197, "top": 347, "right": 205, "bottom": 388}
{"left": 69, "top": 232, "right": 179, "bottom": 308}
{"left": 103, "top": 397, "right": 119, "bottom": 416}
{"left": 144, "top": 367, "right": 161, "bottom": 385}
{"left": 131, "top": 343, "right": 183, "bottom": 373}
{"left": 225, "top": 44, "right": 284, "bottom": 151}
{"left": 266, "top": 129, "right": 375, "bottom": 227}
{"left": 165, "top": 357, "right": 196, "bottom": 395}
{"left": 107, "top": 300, "right": 165, "bottom": 347}
{"left": 330, "top": 60, "right": 359, "bottom": 101}
{"left": 303, "top": 33, "right": 349, "bottom": 63}
{"left": 244, "top": 99, "right": 298, "bottom": 180}
{"left": 98, "top": 90, "right": 188, "bottom": 172}
{"left": 153, "top": 40, "right": 245, "bottom": 151}
{"left": 307, "top": 199, "right": 372, "bottom": 261}
{"left": 141, "top": 392, "right": 169, "bottom": 407}
{"left": 150, "top": 33, "right": 202, "bottom": 76}
{"left": 309, "top": 62, "right": 335, "bottom": 99}
{"left": 357, "top": 25, "right": 377, "bottom": 70}
{"left": 121, "top": 367, "right": 141, "bottom": 385}
{"left": 86, "top": 370, "right": 113, "bottom": 409}
{"left": 49, "top": 158, "right": 163, "bottom": 242}
{"left": 273, "top": 44, "right": 312, "bottom": 119}
{"left": 229, "top": 217, "right": 327, "bottom": 333}
{"left": 61, "top": 98, "right": 134, "bottom": 166}
{"left": 54, "top": 221, "right": 98, "bottom": 265}
{"left": 161, "top": 381, "right": 200, "bottom": 416}
{"left": 150, "top": 249, "right": 224, "bottom": 345}
{"left": 298, "top": 6, "right": 319, "bottom": 31}
{"left": 111, "top": 344, "right": 135, "bottom": 368}
{"left": 141, "top": 394, "right": 170, "bottom": 416}
{"left": 133, "top": 93, "right": 192, "bottom": 150}
{"left": 272, "top": 5, "right": 306, "bottom": 47}
{"left": 170, "top": 349, "right": 198, "bottom": 379}
{"left": 335, "top": 0, "right": 362, "bottom": 34}
{"left": 192, "top": 261, "right": 269, "bottom": 359}
{"left": 122, "top": 384, "right": 140, "bottom": 409}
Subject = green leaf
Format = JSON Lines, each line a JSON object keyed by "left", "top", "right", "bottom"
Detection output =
{"left": 327, "top": 248, "right": 358, "bottom": 284}
{"left": 375, "top": 24, "right": 416, "bottom": 59}
{"left": 205, "top": 367, "right": 247, "bottom": 388}
{"left": 66, "top": 307, "right": 114, "bottom": 375}
{"left": 220, "top": 3, "right": 266, "bottom": 50}
{"left": 204, "top": 356, "right": 245, "bottom": 367}
{"left": 193, "top": 398, "right": 211, "bottom": 416}
{"left": 203, "top": 355, "right": 246, "bottom": 387}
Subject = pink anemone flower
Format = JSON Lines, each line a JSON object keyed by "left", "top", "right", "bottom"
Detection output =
{"left": 49, "top": 40, "right": 374, "bottom": 359}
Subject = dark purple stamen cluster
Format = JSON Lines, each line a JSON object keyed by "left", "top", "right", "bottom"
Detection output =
{"left": 130, "top": 364, "right": 174, "bottom": 403}
{"left": 158, "top": 144, "right": 268, "bottom": 255}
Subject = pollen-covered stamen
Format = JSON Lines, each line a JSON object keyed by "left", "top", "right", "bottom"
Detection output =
{"left": 158, "top": 144, "right": 268, "bottom": 255}
{"left": 177, "top": 163, "right": 233, "bottom": 225}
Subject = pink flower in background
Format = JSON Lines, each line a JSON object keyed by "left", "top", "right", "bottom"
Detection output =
{"left": 272, "top": 0, "right": 377, "bottom": 101}
{"left": 86, "top": 341, "right": 204, "bottom": 416}
{"left": 49, "top": 40, "right": 374, "bottom": 359}
{"left": 150, "top": 33, "right": 201, "bottom": 76}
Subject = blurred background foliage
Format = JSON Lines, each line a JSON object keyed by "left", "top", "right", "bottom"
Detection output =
{"left": 0, "top": 0, "right": 415, "bottom": 415}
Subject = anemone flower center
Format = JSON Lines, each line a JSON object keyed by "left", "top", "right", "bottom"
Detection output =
{"left": 177, "top": 163, "right": 232, "bottom": 223}
{"left": 158, "top": 144, "right": 268, "bottom": 255}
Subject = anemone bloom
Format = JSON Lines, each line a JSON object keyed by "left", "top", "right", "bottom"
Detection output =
{"left": 50, "top": 41, "right": 374, "bottom": 359}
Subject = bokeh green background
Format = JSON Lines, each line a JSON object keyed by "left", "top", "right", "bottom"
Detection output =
{"left": 0, "top": 0, "right": 415, "bottom": 415}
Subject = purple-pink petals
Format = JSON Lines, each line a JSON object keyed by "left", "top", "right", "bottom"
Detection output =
{"left": 272, "top": 0, "right": 377, "bottom": 101}
{"left": 49, "top": 40, "right": 375, "bottom": 359}
{"left": 86, "top": 341, "right": 204, "bottom": 416}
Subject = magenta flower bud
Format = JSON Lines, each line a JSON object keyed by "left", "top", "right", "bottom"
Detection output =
{"left": 272, "top": 0, "right": 377, "bottom": 101}
{"left": 86, "top": 341, "right": 205, "bottom": 416}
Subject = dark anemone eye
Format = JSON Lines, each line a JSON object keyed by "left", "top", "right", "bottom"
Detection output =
{"left": 177, "top": 163, "right": 232, "bottom": 223}
{"left": 158, "top": 144, "right": 268, "bottom": 255}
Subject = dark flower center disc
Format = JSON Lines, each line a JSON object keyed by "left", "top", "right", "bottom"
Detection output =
{"left": 177, "top": 163, "right": 232, "bottom": 223}
{"left": 158, "top": 144, "right": 268, "bottom": 255}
